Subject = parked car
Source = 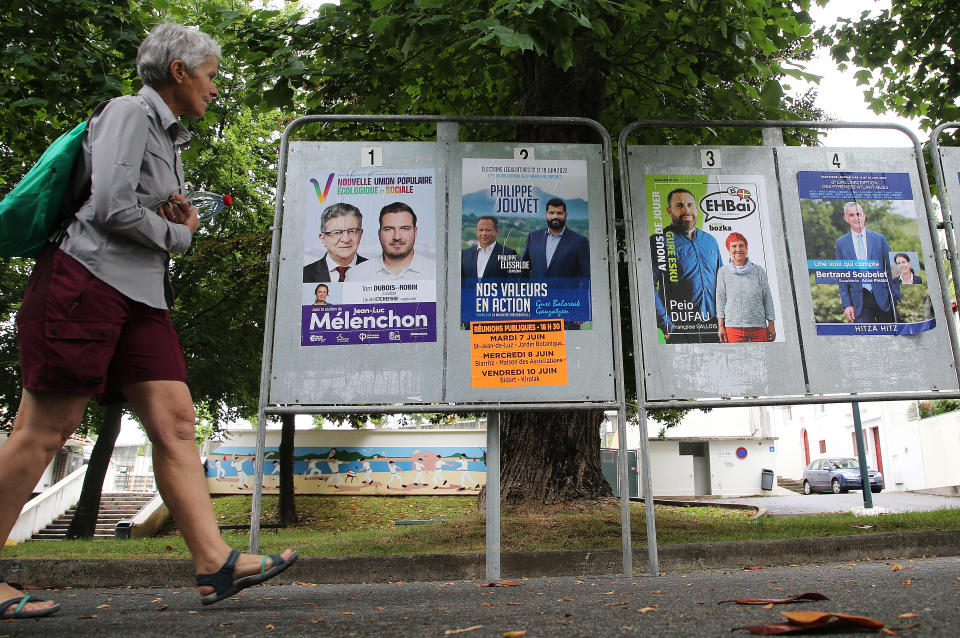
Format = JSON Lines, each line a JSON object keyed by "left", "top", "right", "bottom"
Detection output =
{"left": 802, "top": 458, "right": 884, "bottom": 494}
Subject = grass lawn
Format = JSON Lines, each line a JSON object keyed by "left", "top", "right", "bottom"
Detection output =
{"left": 4, "top": 495, "right": 959, "bottom": 560}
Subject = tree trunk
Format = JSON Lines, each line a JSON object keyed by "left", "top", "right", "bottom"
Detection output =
{"left": 65, "top": 403, "right": 123, "bottom": 539}
{"left": 479, "top": 409, "right": 612, "bottom": 511}
{"left": 277, "top": 414, "right": 298, "bottom": 524}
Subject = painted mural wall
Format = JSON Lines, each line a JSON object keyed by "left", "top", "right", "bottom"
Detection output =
{"left": 204, "top": 429, "right": 486, "bottom": 496}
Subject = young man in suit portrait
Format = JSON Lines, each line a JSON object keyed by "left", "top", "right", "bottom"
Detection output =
{"left": 461, "top": 216, "right": 517, "bottom": 281}
{"left": 835, "top": 201, "right": 900, "bottom": 323}
{"left": 520, "top": 198, "right": 590, "bottom": 280}
{"left": 302, "top": 203, "right": 367, "bottom": 282}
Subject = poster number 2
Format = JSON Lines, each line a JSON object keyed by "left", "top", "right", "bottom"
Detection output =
{"left": 514, "top": 147, "right": 535, "bottom": 161}
{"left": 700, "top": 149, "right": 721, "bottom": 169}
{"left": 830, "top": 152, "right": 845, "bottom": 169}
{"left": 361, "top": 147, "right": 383, "bottom": 167}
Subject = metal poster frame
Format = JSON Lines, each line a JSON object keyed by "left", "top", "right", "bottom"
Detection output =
{"left": 619, "top": 121, "right": 960, "bottom": 575}
{"left": 928, "top": 123, "right": 960, "bottom": 323}
{"left": 251, "top": 115, "right": 635, "bottom": 579}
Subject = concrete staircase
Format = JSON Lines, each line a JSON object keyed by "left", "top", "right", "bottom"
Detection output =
{"left": 31, "top": 492, "right": 156, "bottom": 540}
{"left": 777, "top": 477, "right": 805, "bottom": 494}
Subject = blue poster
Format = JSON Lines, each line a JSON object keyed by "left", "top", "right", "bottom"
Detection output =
{"left": 797, "top": 171, "right": 935, "bottom": 336}
{"left": 459, "top": 158, "right": 592, "bottom": 329}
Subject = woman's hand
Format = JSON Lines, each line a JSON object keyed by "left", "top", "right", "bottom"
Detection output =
{"left": 767, "top": 320, "right": 776, "bottom": 342}
{"left": 158, "top": 193, "right": 200, "bottom": 234}
{"left": 717, "top": 318, "right": 728, "bottom": 343}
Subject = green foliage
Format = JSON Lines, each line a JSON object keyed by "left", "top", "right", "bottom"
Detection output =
{"left": 918, "top": 399, "right": 960, "bottom": 419}
{"left": 827, "top": 0, "right": 960, "bottom": 132}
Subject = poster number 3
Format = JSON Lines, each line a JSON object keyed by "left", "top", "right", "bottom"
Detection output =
{"left": 361, "top": 147, "right": 383, "bottom": 167}
{"left": 700, "top": 149, "right": 721, "bottom": 169}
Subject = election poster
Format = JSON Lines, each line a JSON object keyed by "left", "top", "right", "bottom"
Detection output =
{"left": 460, "top": 158, "right": 592, "bottom": 330}
{"left": 646, "top": 174, "right": 784, "bottom": 344}
{"left": 300, "top": 168, "right": 437, "bottom": 346}
{"left": 798, "top": 171, "right": 935, "bottom": 336}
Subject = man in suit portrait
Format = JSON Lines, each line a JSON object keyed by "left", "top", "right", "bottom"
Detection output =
{"left": 835, "top": 201, "right": 900, "bottom": 323}
{"left": 520, "top": 198, "right": 590, "bottom": 280}
{"left": 461, "top": 216, "right": 517, "bottom": 281}
{"left": 302, "top": 202, "right": 367, "bottom": 282}
{"left": 346, "top": 202, "right": 435, "bottom": 281}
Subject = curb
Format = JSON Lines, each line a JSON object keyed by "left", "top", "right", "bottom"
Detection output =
{"left": 4, "top": 529, "right": 958, "bottom": 588}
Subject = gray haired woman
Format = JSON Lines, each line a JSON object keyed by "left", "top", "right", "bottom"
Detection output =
{"left": 1, "top": 24, "right": 295, "bottom": 618}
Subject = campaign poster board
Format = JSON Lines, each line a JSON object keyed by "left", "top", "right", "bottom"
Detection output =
{"left": 777, "top": 147, "right": 957, "bottom": 394}
{"left": 269, "top": 142, "right": 447, "bottom": 405}
{"left": 445, "top": 143, "right": 616, "bottom": 403}
{"left": 627, "top": 146, "right": 805, "bottom": 401}
{"left": 797, "top": 171, "right": 935, "bottom": 336}
{"left": 932, "top": 145, "right": 960, "bottom": 259}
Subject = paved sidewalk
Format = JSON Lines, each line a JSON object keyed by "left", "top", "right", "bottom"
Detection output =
{"left": 2, "top": 556, "right": 957, "bottom": 637}
{"left": 710, "top": 490, "right": 960, "bottom": 516}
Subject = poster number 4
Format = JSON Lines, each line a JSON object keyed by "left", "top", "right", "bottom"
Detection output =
{"left": 700, "top": 149, "right": 721, "bottom": 169}
{"left": 829, "top": 152, "right": 845, "bottom": 169}
{"left": 361, "top": 147, "right": 383, "bottom": 167}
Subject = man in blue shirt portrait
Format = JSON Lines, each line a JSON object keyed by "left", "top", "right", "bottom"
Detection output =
{"left": 650, "top": 188, "right": 723, "bottom": 343}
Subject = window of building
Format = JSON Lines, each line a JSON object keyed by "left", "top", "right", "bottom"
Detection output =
{"left": 819, "top": 440, "right": 827, "bottom": 454}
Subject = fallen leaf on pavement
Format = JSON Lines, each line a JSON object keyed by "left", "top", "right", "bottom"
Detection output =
{"left": 637, "top": 607, "right": 656, "bottom": 614}
{"left": 733, "top": 611, "right": 886, "bottom": 634}
{"left": 154, "top": 605, "right": 168, "bottom": 611}
{"left": 341, "top": 612, "right": 354, "bottom": 615}
{"left": 605, "top": 602, "right": 629, "bottom": 607}
{"left": 507, "top": 602, "right": 521, "bottom": 606}
{"left": 902, "top": 580, "right": 912, "bottom": 585}
{"left": 718, "top": 593, "right": 829, "bottom": 605}
{"left": 295, "top": 581, "right": 317, "bottom": 586}
{"left": 265, "top": 624, "right": 274, "bottom": 630}
{"left": 891, "top": 564, "right": 903, "bottom": 571}
{"left": 601, "top": 591, "right": 616, "bottom": 595}
{"left": 503, "top": 632, "right": 527, "bottom": 637}
{"left": 77, "top": 615, "right": 98, "bottom": 620}
{"left": 445, "top": 625, "right": 483, "bottom": 634}
{"left": 482, "top": 602, "right": 494, "bottom": 606}
{"left": 478, "top": 580, "right": 520, "bottom": 587}
{"left": 97, "top": 604, "right": 110, "bottom": 609}
{"left": 897, "top": 613, "right": 918, "bottom": 619}
{"left": 763, "top": 603, "right": 774, "bottom": 609}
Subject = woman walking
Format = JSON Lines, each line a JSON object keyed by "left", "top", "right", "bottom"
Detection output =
{"left": 0, "top": 24, "right": 296, "bottom": 618}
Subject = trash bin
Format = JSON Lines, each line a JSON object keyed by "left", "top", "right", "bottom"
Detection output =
{"left": 760, "top": 468, "right": 775, "bottom": 491}
{"left": 115, "top": 520, "right": 132, "bottom": 540}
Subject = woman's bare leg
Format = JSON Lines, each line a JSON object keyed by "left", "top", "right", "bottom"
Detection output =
{"left": 0, "top": 389, "right": 89, "bottom": 611}
{"left": 120, "top": 380, "right": 293, "bottom": 595}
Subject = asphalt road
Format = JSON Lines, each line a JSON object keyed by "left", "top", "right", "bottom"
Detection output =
{"left": 2, "top": 555, "right": 957, "bottom": 637}
{"left": 711, "top": 490, "right": 960, "bottom": 516}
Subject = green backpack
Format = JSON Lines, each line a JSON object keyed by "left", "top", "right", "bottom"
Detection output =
{"left": 0, "top": 101, "right": 112, "bottom": 258}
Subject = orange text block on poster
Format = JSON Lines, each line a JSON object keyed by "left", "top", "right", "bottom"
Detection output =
{"left": 470, "top": 319, "right": 568, "bottom": 388}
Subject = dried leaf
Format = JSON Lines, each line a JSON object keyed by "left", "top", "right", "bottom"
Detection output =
{"left": 763, "top": 603, "right": 774, "bottom": 609}
{"left": 891, "top": 564, "right": 903, "bottom": 571}
{"left": 77, "top": 615, "right": 98, "bottom": 619}
{"left": 733, "top": 611, "right": 886, "bottom": 634}
{"left": 154, "top": 605, "right": 168, "bottom": 611}
{"left": 897, "top": 613, "right": 918, "bottom": 619}
{"left": 341, "top": 612, "right": 354, "bottom": 615}
{"left": 477, "top": 580, "right": 520, "bottom": 587}
{"left": 600, "top": 591, "right": 616, "bottom": 595}
{"left": 902, "top": 579, "right": 912, "bottom": 585}
{"left": 718, "top": 593, "right": 829, "bottom": 605}
{"left": 482, "top": 602, "right": 494, "bottom": 606}
{"left": 637, "top": 607, "right": 656, "bottom": 614}
{"left": 507, "top": 602, "right": 521, "bottom": 606}
{"left": 605, "top": 602, "right": 629, "bottom": 607}
{"left": 295, "top": 581, "right": 317, "bottom": 586}
{"left": 445, "top": 625, "right": 483, "bottom": 635}
{"left": 97, "top": 604, "right": 110, "bottom": 609}
{"left": 651, "top": 590, "right": 662, "bottom": 594}
{"left": 310, "top": 619, "right": 324, "bottom": 624}
{"left": 265, "top": 624, "right": 274, "bottom": 630}
{"left": 504, "top": 632, "right": 527, "bottom": 637}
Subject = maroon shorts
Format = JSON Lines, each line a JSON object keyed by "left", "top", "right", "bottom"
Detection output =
{"left": 17, "top": 247, "right": 187, "bottom": 402}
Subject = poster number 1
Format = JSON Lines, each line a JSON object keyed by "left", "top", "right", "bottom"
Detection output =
{"left": 361, "top": 147, "right": 383, "bottom": 167}
{"left": 830, "top": 152, "right": 845, "bottom": 169}
{"left": 700, "top": 149, "right": 721, "bottom": 169}
{"left": 514, "top": 147, "right": 535, "bottom": 161}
